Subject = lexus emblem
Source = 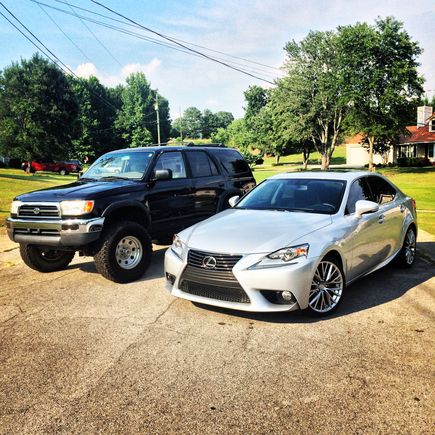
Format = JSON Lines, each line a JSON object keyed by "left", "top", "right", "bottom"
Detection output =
{"left": 33, "top": 207, "right": 40, "bottom": 215}
{"left": 202, "top": 256, "right": 217, "bottom": 269}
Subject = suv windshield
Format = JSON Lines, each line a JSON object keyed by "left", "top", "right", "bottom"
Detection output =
{"left": 236, "top": 178, "right": 346, "bottom": 214}
{"left": 82, "top": 151, "right": 154, "bottom": 181}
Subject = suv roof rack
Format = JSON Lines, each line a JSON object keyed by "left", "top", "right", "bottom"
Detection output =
{"left": 186, "top": 142, "right": 226, "bottom": 148}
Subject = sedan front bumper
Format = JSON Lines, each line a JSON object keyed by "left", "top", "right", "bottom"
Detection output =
{"left": 164, "top": 248, "right": 319, "bottom": 312}
{"left": 6, "top": 217, "right": 105, "bottom": 247}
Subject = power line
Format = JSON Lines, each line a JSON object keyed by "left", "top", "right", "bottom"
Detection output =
{"left": 37, "top": 2, "right": 92, "bottom": 63}
{"left": 64, "top": 0, "right": 122, "bottom": 67}
{"left": 30, "top": 0, "right": 281, "bottom": 79}
{"left": 0, "top": 2, "right": 119, "bottom": 113}
{"left": 50, "top": 0, "right": 282, "bottom": 73}
{"left": 90, "top": 0, "right": 275, "bottom": 85}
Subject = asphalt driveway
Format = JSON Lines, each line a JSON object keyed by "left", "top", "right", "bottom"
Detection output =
{"left": 0, "top": 235, "right": 434, "bottom": 434}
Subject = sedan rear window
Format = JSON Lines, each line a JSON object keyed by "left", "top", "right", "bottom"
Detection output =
{"left": 236, "top": 178, "right": 346, "bottom": 214}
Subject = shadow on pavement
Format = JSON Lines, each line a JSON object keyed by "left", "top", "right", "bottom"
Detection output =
{"left": 192, "top": 257, "right": 434, "bottom": 324}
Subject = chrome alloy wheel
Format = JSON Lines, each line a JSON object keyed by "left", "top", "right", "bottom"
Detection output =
{"left": 309, "top": 261, "right": 344, "bottom": 313}
{"left": 404, "top": 229, "right": 416, "bottom": 265}
{"left": 115, "top": 236, "right": 143, "bottom": 270}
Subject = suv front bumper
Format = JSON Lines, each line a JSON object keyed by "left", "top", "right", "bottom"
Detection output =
{"left": 6, "top": 217, "right": 105, "bottom": 247}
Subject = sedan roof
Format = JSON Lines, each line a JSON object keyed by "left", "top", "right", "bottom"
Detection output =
{"left": 270, "top": 171, "right": 372, "bottom": 181}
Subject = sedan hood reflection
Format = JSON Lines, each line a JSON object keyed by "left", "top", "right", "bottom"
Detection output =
{"left": 184, "top": 209, "right": 332, "bottom": 254}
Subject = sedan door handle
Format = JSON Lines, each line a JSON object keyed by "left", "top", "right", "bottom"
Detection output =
{"left": 378, "top": 214, "right": 385, "bottom": 224}
{"left": 400, "top": 204, "right": 405, "bottom": 213}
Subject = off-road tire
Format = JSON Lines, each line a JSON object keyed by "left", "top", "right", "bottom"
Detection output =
{"left": 19, "top": 244, "right": 75, "bottom": 272}
{"left": 94, "top": 221, "right": 152, "bottom": 283}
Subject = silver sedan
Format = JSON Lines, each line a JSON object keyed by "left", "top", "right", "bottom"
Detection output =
{"left": 164, "top": 171, "right": 417, "bottom": 316}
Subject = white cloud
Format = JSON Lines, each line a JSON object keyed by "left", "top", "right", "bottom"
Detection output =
{"left": 73, "top": 58, "right": 162, "bottom": 87}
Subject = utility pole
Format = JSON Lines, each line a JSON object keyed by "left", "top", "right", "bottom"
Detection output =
{"left": 155, "top": 90, "right": 161, "bottom": 145}
{"left": 179, "top": 106, "right": 183, "bottom": 145}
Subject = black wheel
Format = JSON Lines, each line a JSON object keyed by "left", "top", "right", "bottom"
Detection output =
{"left": 305, "top": 257, "right": 345, "bottom": 317}
{"left": 19, "top": 244, "right": 75, "bottom": 272}
{"left": 59, "top": 168, "right": 68, "bottom": 176}
{"left": 395, "top": 227, "right": 416, "bottom": 268}
{"left": 94, "top": 221, "right": 152, "bottom": 283}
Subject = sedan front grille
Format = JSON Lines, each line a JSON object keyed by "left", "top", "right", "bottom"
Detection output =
{"left": 180, "top": 280, "right": 250, "bottom": 304}
{"left": 188, "top": 249, "right": 242, "bottom": 271}
{"left": 18, "top": 204, "right": 60, "bottom": 219}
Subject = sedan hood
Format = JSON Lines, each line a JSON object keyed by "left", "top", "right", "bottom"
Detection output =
{"left": 183, "top": 209, "right": 332, "bottom": 254}
{"left": 16, "top": 180, "right": 143, "bottom": 202}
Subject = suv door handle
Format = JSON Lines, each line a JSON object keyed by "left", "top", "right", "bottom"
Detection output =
{"left": 378, "top": 214, "right": 385, "bottom": 224}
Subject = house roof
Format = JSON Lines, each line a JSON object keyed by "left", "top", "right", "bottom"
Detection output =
{"left": 400, "top": 125, "right": 435, "bottom": 145}
{"left": 344, "top": 125, "right": 435, "bottom": 145}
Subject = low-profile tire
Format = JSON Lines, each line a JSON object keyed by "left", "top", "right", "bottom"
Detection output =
{"left": 19, "top": 244, "right": 75, "bottom": 272}
{"left": 94, "top": 221, "right": 152, "bottom": 283}
{"left": 305, "top": 257, "right": 345, "bottom": 317}
{"left": 395, "top": 227, "right": 417, "bottom": 268}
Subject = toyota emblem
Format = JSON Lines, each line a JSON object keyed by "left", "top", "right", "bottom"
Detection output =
{"left": 202, "top": 256, "right": 217, "bottom": 269}
{"left": 33, "top": 207, "right": 40, "bottom": 215}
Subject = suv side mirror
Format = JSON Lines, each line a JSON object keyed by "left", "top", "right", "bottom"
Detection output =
{"left": 355, "top": 200, "right": 379, "bottom": 217}
{"left": 154, "top": 169, "right": 172, "bottom": 181}
{"left": 228, "top": 195, "right": 240, "bottom": 208}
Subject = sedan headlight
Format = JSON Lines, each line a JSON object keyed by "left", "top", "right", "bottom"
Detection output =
{"left": 171, "top": 235, "right": 186, "bottom": 260}
{"left": 60, "top": 200, "right": 94, "bottom": 216}
{"left": 11, "top": 200, "right": 22, "bottom": 215}
{"left": 250, "top": 244, "right": 309, "bottom": 269}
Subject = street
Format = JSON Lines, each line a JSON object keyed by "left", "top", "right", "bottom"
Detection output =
{"left": 0, "top": 236, "right": 434, "bottom": 434}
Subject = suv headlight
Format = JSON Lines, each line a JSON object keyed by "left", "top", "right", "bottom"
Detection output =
{"left": 60, "top": 200, "right": 94, "bottom": 216}
{"left": 171, "top": 235, "right": 186, "bottom": 260}
{"left": 250, "top": 244, "right": 309, "bottom": 269}
{"left": 11, "top": 200, "right": 22, "bottom": 215}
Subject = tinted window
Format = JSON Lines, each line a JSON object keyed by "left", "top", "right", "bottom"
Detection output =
{"left": 367, "top": 176, "right": 396, "bottom": 205}
{"left": 186, "top": 151, "right": 219, "bottom": 177}
{"left": 154, "top": 152, "right": 186, "bottom": 179}
{"left": 237, "top": 178, "right": 346, "bottom": 214}
{"left": 346, "top": 178, "right": 373, "bottom": 214}
{"left": 212, "top": 149, "right": 251, "bottom": 176}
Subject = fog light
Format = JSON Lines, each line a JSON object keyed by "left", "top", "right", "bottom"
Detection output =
{"left": 166, "top": 272, "right": 175, "bottom": 285}
{"left": 279, "top": 291, "right": 296, "bottom": 304}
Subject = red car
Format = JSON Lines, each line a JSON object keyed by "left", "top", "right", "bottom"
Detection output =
{"left": 22, "top": 158, "right": 82, "bottom": 175}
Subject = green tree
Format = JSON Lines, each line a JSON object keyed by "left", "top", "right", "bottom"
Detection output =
{"left": 115, "top": 72, "right": 171, "bottom": 147}
{"left": 201, "top": 109, "right": 218, "bottom": 138}
{"left": 180, "top": 107, "right": 203, "bottom": 138}
{"left": 215, "top": 111, "right": 234, "bottom": 130}
{"left": 69, "top": 76, "right": 121, "bottom": 160}
{"left": 341, "top": 17, "right": 424, "bottom": 170}
{"left": 0, "top": 54, "right": 79, "bottom": 160}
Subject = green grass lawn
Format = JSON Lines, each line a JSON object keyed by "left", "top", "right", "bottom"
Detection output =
{"left": 0, "top": 162, "right": 434, "bottom": 235}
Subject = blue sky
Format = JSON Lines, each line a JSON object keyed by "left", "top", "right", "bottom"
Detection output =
{"left": 1, "top": 0, "right": 434, "bottom": 119}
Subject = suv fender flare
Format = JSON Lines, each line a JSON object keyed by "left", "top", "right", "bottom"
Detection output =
{"left": 102, "top": 201, "right": 151, "bottom": 228}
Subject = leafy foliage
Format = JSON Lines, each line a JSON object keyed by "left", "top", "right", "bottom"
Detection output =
{"left": 0, "top": 54, "right": 79, "bottom": 160}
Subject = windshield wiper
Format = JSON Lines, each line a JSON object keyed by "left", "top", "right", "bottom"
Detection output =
{"left": 99, "top": 176, "right": 132, "bottom": 181}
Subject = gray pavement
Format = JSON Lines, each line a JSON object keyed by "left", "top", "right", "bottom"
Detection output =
{"left": 0, "top": 233, "right": 434, "bottom": 434}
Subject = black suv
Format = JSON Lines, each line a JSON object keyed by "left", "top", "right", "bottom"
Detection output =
{"left": 7, "top": 145, "right": 255, "bottom": 282}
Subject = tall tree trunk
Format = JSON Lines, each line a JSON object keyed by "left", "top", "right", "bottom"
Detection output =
{"left": 276, "top": 155, "right": 280, "bottom": 164}
{"left": 321, "top": 153, "right": 330, "bottom": 170}
{"left": 302, "top": 149, "right": 310, "bottom": 170}
{"left": 368, "top": 136, "right": 375, "bottom": 172}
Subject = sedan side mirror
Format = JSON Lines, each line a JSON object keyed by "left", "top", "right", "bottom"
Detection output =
{"left": 355, "top": 200, "right": 379, "bottom": 217}
{"left": 228, "top": 195, "right": 240, "bottom": 208}
{"left": 154, "top": 169, "right": 172, "bottom": 181}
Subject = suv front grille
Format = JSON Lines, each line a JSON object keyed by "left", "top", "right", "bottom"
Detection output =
{"left": 18, "top": 204, "right": 60, "bottom": 219}
{"left": 180, "top": 250, "right": 249, "bottom": 303}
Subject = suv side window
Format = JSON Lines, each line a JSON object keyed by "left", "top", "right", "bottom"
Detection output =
{"left": 154, "top": 152, "right": 186, "bottom": 179}
{"left": 346, "top": 177, "right": 373, "bottom": 214}
{"left": 367, "top": 176, "right": 396, "bottom": 205}
{"left": 212, "top": 149, "right": 251, "bottom": 176}
{"left": 186, "top": 151, "right": 219, "bottom": 178}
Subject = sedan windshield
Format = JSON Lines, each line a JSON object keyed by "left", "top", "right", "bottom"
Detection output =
{"left": 236, "top": 178, "right": 346, "bottom": 214}
{"left": 82, "top": 151, "right": 154, "bottom": 181}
